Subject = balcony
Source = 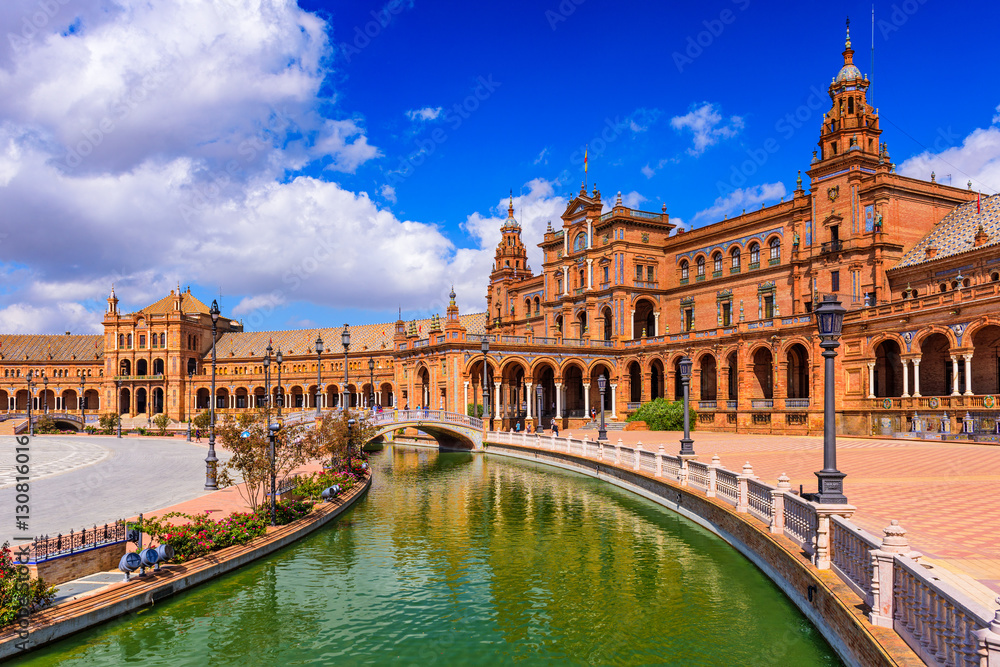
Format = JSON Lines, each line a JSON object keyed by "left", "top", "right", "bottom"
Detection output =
{"left": 712, "top": 270, "right": 723, "bottom": 278}
{"left": 785, "top": 398, "right": 810, "bottom": 409}
{"left": 698, "top": 400, "right": 717, "bottom": 410}
{"left": 820, "top": 240, "right": 844, "bottom": 254}
{"left": 680, "top": 277, "right": 689, "bottom": 285}
{"left": 725, "top": 400, "right": 738, "bottom": 410}
{"left": 626, "top": 401, "right": 641, "bottom": 411}
{"left": 748, "top": 261, "right": 760, "bottom": 270}
{"left": 730, "top": 266, "right": 741, "bottom": 275}
{"left": 751, "top": 399, "right": 774, "bottom": 409}
{"left": 695, "top": 274, "right": 705, "bottom": 282}
{"left": 768, "top": 257, "right": 781, "bottom": 266}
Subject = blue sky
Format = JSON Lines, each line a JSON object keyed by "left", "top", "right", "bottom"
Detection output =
{"left": 0, "top": 0, "right": 998, "bottom": 334}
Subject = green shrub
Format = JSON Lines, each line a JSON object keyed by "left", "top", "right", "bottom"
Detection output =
{"left": 153, "top": 413, "right": 170, "bottom": 436}
{"left": 254, "top": 499, "right": 314, "bottom": 525}
{"left": 99, "top": 412, "right": 120, "bottom": 435}
{"left": 139, "top": 511, "right": 267, "bottom": 563}
{"left": 467, "top": 403, "right": 484, "bottom": 418}
{"left": 626, "top": 398, "right": 696, "bottom": 431}
{"left": 34, "top": 415, "right": 58, "bottom": 434}
{"left": 0, "top": 542, "right": 57, "bottom": 627}
{"left": 193, "top": 410, "right": 211, "bottom": 430}
{"left": 293, "top": 470, "right": 357, "bottom": 501}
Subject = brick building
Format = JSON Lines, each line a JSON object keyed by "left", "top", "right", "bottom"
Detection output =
{"left": 2, "top": 25, "right": 999, "bottom": 438}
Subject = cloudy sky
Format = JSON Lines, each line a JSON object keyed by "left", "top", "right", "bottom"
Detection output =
{"left": 1, "top": 0, "right": 998, "bottom": 334}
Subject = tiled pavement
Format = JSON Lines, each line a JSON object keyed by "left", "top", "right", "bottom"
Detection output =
{"left": 561, "top": 428, "right": 1000, "bottom": 608}
{"left": 0, "top": 438, "right": 110, "bottom": 489}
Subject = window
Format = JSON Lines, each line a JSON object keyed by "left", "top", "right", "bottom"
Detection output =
{"left": 579, "top": 269, "right": 585, "bottom": 287}
{"left": 127, "top": 334, "right": 132, "bottom": 349}
{"left": 831, "top": 270, "right": 840, "bottom": 292}
{"left": 722, "top": 302, "right": 732, "bottom": 327}
{"left": 730, "top": 247, "right": 740, "bottom": 269}
{"left": 557, "top": 279, "right": 563, "bottom": 294}
{"left": 635, "top": 265, "right": 643, "bottom": 282}
{"left": 696, "top": 256, "right": 705, "bottom": 277}
{"left": 683, "top": 308, "right": 694, "bottom": 332}
{"left": 603, "top": 266, "right": 609, "bottom": 283}
{"left": 139, "top": 335, "right": 146, "bottom": 349}
{"left": 763, "top": 295, "right": 774, "bottom": 319}
{"left": 749, "top": 243, "right": 760, "bottom": 266}
{"left": 680, "top": 260, "right": 689, "bottom": 281}
{"left": 647, "top": 266, "right": 654, "bottom": 282}
{"left": 769, "top": 238, "right": 780, "bottom": 262}
{"left": 713, "top": 252, "right": 722, "bottom": 274}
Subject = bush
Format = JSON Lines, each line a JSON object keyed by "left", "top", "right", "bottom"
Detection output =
{"left": 99, "top": 412, "right": 120, "bottom": 435}
{"left": 193, "top": 410, "right": 211, "bottom": 431}
{"left": 139, "top": 511, "right": 267, "bottom": 563}
{"left": 467, "top": 402, "right": 484, "bottom": 418}
{"left": 34, "top": 415, "right": 58, "bottom": 434}
{"left": 626, "top": 398, "right": 696, "bottom": 431}
{"left": 293, "top": 470, "right": 357, "bottom": 501}
{"left": 153, "top": 413, "right": 170, "bottom": 436}
{"left": 254, "top": 499, "right": 314, "bottom": 526}
{"left": 0, "top": 542, "right": 57, "bottom": 627}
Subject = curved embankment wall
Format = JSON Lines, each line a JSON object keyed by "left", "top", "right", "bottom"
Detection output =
{"left": 484, "top": 442, "right": 921, "bottom": 667}
{"left": 0, "top": 471, "right": 372, "bottom": 661}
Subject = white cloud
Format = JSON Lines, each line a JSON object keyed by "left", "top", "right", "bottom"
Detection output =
{"left": 897, "top": 125, "right": 1000, "bottom": 195}
{"left": 692, "top": 182, "right": 787, "bottom": 225}
{"left": 405, "top": 106, "right": 443, "bottom": 122}
{"left": 670, "top": 102, "right": 744, "bottom": 156}
{"left": 640, "top": 164, "right": 655, "bottom": 179}
{"left": 380, "top": 184, "right": 397, "bottom": 203}
{"left": 994, "top": 103, "right": 1000, "bottom": 125}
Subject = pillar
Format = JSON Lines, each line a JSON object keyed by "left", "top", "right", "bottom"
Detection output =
{"left": 629, "top": 311, "right": 635, "bottom": 339}
{"left": 525, "top": 382, "right": 533, "bottom": 419}
{"left": 564, "top": 265, "right": 570, "bottom": 296}
{"left": 964, "top": 354, "right": 973, "bottom": 395}
{"left": 867, "top": 362, "right": 875, "bottom": 399}
{"left": 653, "top": 312, "right": 660, "bottom": 336}
{"left": 951, "top": 355, "right": 960, "bottom": 396}
{"left": 463, "top": 381, "right": 469, "bottom": 415}
{"left": 494, "top": 381, "right": 501, "bottom": 416}
{"left": 582, "top": 382, "right": 590, "bottom": 416}
{"left": 901, "top": 360, "right": 910, "bottom": 398}
{"left": 912, "top": 359, "right": 921, "bottom": 397}
{"left": 587, "top": 259, "right": 594, "bottom": 289}
{"left": 555, "top": 382, "right": 563, "bottom": 417}
{"left": 610, "top": 383, "right": 618, "bottom": 418}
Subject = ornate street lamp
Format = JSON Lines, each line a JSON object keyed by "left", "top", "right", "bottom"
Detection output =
{"left": 264, "top": 342, "right": 272, "bottom": 420}
{"left": 206, "top": 299, "right": 221, "bottom": 491}
{"left": 341, "top": 325, "right": 350, "bottom": 411}
{"left": 187, "top": 369, "right": 193, "bottom": 441}
{"left": 481, "top": 338, "right": 492, "bottom": 431}
{"left": 42, "top": 372, "right": 48, "bottom": 415}
{"left": 26, "top": 371, "right": 33, "bottom": 436}
{"left": 80, "top": 373, "right": 86, "bottom": 426}
{"left": 814, "top": 295, "right": 848, "bottom": 504}
{"left": 678, "top": 356, "right": 695, "bottom": 456}
{"left": 368, "top": 356, "right": 376, "bottom": 410}
{"left": 315, "top": 334, "right": 323, "bottom": 419}
{"left": 268, "top": 422, "right": 280, "bottom": 526}
{"left": 597, "top": 375, "right": 608, "bottom": 441}
{"left": 276, "top": 348, "right": 283, "bottom": 418}
{"left": 347, "top": 418, "right": 356, "bottom": 467}
{"left": 535, "top": 384, "right": 543, "bottom": 432}
{"left": 116, "top": 377, "right": 122, "bottom": 438}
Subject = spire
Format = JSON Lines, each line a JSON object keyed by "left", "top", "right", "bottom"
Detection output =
{"left": 845, "top": 16, "right": 851, "bottom": 50}
{"left": 449, "top": 285, "right": 456, "bottom": 305}
{"left": 508, "top": 189, "right": 514, "bottom": 218}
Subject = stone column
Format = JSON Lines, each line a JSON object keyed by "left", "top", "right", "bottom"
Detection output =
{"left": 736, "top": 462, "right": 753, "bottom": 513}
{"left": 964, "top": 353, "right": 974, "bottom": 395}
{"left": 587, "top": 258, "right": 594, "bottom": 289}
{"left": 554, "top": 382, "right": 562, "bottom": 418}
{"left": 525, "top": 382, "right": 533, "bottom": 420}
{"left": 610, "top": 383, "right": 618, "bottom": 418}
{"left": 582, "top": 382, "right": 590, "bottom": 416}
{"left": 770, "top": 473, "right": 791, "bottom": 534}
{"left": 587, "top": 217, "right": 593, "bottom": 249}
{"left": 812, "top": 504, "right": 856, "bottom": 570}
{"left": 629, "top": 310, "right": 635, "bottom": 339}
{"left": 653, "top": 312, "right": 660, "bottom": 337}
{"left": 912, "top": 359, "right": 921, "bottom": 398}
{"left": 869, "top": 520, "right": 916, "bottom": 627}
{"left": 951, "top": 355, "right": 961, "bottom": 396}
{"left": 463, "top": 381, "right": 469, "bottom": 416}
{"left": 902, "top": 360, "right": 910, "bottom": 398}
{"left": 867, "top": 362, "right": 876, "bottom": 399}
{"left": 564, "top": 265, "right": 570, "bottom": 296}
{"left": 493, "top": 381, "right": 501, "bottom": 417}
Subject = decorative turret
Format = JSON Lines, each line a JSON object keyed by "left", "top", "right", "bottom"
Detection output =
{"left": 107, "top": 286, "right": 119, "bottom": 315}
{"left": 487, "top": 192, "right": 532, "bottom": 329}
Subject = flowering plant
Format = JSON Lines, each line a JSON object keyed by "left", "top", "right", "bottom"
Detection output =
{"left": 0, "top": 541, "right": 57, "bottom": 627}
{"left": 139, "top": 512, "right": 267, "bottom": 563}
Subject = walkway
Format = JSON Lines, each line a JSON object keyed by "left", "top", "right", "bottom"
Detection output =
{"left": 557, "top": 427, "right": 1000, "bottom": 606}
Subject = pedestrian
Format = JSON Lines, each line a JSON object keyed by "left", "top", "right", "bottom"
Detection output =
{"left": 514, "top": 421, "right": 521, "bottom": 432}
{"left": 526, "top": 423, "right": 533, "bottom": 434}
{"left": 551, "top": 418, "right": 559, "bottom": 436}
{"left": 195, "top": 428, "right": 201, "bottom": 442}
{"left": 590, "top": 406, "right": 596, "bottom": 421}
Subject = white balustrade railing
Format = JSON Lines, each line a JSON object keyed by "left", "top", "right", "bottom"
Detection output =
{"left": 479, "top": 429, "right": 1000, "bottom": 665}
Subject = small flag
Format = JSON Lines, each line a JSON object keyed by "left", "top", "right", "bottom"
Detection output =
{"left": 978, "top": 191, "right": 981, "bottom": 214}
{"left": 584, "top": 147, "right": 588, "bottom": 174}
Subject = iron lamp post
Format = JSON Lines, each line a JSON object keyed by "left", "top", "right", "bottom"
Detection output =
{"left": 116, "top": 377, "right": 122, "bottom": 438}
{"left": 368, "top": 356, "right": 375, "bottom": 410}
{"left": 314, "top": 335, "right": 323, "bottom": 419}
{"left": 342, "top": 325, "right": 350, "bottom": 411}
{"left": 264, "top": 342, "right": 272, "bottom": 421}
{"left": 26, "top": 371, "right": 33, "bottom": 436}
{"left": 814, "top": 295, "right": 849, "bottom": 504}
{"left": 205, "top": 299, "right": 220, "bottom": 491}
{"left": 276, "top": 348, "right": 283, "bottom": 418}
{"left": 80, "top": 374, "right": 86, "bottom": 427}
{"left": 186, "top": 370, "right": 193, "bottom": 441}
{"left": 535, "top": 384, "right": 543, "bottom": 432}
{"left": 42, "top": 373, "right": 48, "bottom": 415}
{"left": 268, "top": 422, "right": 280, "bottom": 526}
{"left": 597, "top": 375, "right": 608, "bottom": 441}
{"left": 678, "top": 356, "right": 695, "bottom": 456}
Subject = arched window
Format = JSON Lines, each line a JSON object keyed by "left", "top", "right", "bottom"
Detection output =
{"left": 534, "top": 297, "right": 540, "bottom": 314}
{"left": 127, "top": 334, "right": 132, "bottom": 349}
{"left": 696, "top": 256, "right": 705, "bottom": 277}
{"left": 769, "top": 237, "right": 780, "bottom": 262}
{"left": 730, "top": 247, "right": 740, "bottom": 269}
{"left": 524, "top": 299, "right": 531, "bottom": 315}
{"left": 160, "top": 333, "right": 166, "bottom": 347}
{"left": 680, "top": 260, "right": 689, "bottom": 280}
{"left": 749, "top": 243, "right": 760, "bottom": 265}
{"left": 713, "top": 252, "right": 722, "bottom": 274}
{"left": 119, "top": 334, "right": 125, "bottom": 348}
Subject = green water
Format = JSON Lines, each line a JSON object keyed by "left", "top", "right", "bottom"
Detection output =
{"left": 16, "top": 447, "right": 840, "bottom": 666}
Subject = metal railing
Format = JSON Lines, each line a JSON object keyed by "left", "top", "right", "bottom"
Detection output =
{"left": 751, "top": 399, "right": 774, "bottom": 409}
{"left": 29, "top": 520, "right": 127, "bottom": 563}
{"left": 785, "top": 398, "right": 810, "bottom": 409}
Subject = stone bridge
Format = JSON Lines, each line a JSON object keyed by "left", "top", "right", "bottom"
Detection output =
{"left": 281, "top": 408, "right": 485, "bottom": 450}
{"left": 6, "top": 412, "right": 87, "bottom": 434}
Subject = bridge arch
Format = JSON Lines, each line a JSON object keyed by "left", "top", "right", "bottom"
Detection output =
{"left": 363, "top": 410, "right": 484, "bottom": 451}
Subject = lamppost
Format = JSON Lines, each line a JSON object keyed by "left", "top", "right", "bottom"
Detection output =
{"left": 368, "top": 357, "right": 375, "bottom": 410}
{"left": 116, "top": 377, "right": 122, "bottom": 438}
{"left": 42, "top": 373, "right": 48, "bottom": 414}
{"left": 268, "top": 422, "right": 280, "bottom": 526}
{"left": 535, "top": 384, "right": 543, "bottom": 433}
{"left": 187, "top": 369, "right": 193, "bottom": 442}
{"left": 314, "top": 335, "right": 323, "bottom": 419}
{"left": 678, "top": 356, "right": 695, "bottom": 456}
{"left": 597, "top": 375, "right": 608, "bottom": 441}
{"left": 341, "top": 325, "right": 350, "bottom": 411}
{"left": 347, "top": 418, "right": 356, "bottom": 467}
{"left": 206, "top": 299, "right": 220, "bottom": 491}
{"left": 814, "top": 295, "right": 848, "bottom": 504}
{"left": 264, "top": 342, "right": 272, "bottom": 421}
{"left": 80, "top": 373, "right": 86, "bottom": 426}
{"left": 276, "top": 348, "right": 283, "bottom": 418}
{"left": 26, "top": 371, "right": 33, "bottom": 436}
{"left": 481, "top": 338, "right": 492, "bottom": 431}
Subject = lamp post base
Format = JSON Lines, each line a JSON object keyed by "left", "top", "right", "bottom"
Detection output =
{"left": 813, "top": 469, "right": 848, "bottom": 504}
{"left": 598, "top": 427, "right": 608, "bottom": 441}
{"left": 679, "top": 437, "right": 695, "bottom": 457}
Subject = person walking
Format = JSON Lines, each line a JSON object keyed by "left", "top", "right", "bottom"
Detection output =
{"left": 551, "top": 418, "right": 559, "bottom": 437}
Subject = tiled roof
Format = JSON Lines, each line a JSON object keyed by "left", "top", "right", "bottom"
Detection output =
{"left": 139, "top": 289, "right": 211, "bottom": 315}
{"left": 212, "top": 312, "right": 487, "bottom": 360}
{"left": 894, "top": 194, "right": 1000, "bottom": 269}
{"left": 0, "top": 335, "right": 104, "bottom": 362}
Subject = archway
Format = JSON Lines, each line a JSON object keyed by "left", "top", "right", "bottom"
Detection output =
{"left": 919, "top": 333, "right": 952, "bottom": 396}
{"left": 84, "top": 389, "right": 99, "bottom": 411}
{"left": 628, "top": 361, "right": 642, "bottom": 403}
{"left": 649, "top": 359, "right": 664, "bottom": 400}
{"left": 135, "top": 388, "right": 148, "bottom": 414}
{"left": 119, "top": 388, "right": 131, "bottom": 414}
{"left": 152, "top": 388, "right": 164, "bottom": 414}
{"left": 786, "top": 344, "right": 809, "bottom": 398}
{"left": 699, "top": 354, "right": 717, "bottom": 401}
{"left": 633, "top": 299, "right": 656, "bottom": 339}
{"left": 501, "top": 361, "right": 527, "bottom": 429}
{"left": 563, "top": 364, "right": 585, "bottom": 417}
{"left": 971, "top": 325, "right": 1000, "bottom": 394}
{"left": 326, "top": 384, "right": 339, "bottom": 409}
{"left": 153, "top": 358, "right": 165, "bottom": 375}
{"left": 469, "top": 359, "right": 496, "bottom": 417}
{"left": 752, "top": 348, "right": 773, "bottom": 400}
{"left": 15, "top": 390, "right": 29, "bottom": 411}
{"left": 197, "top": 388, "right": 210, "bottom": 410}
{"left": 602, "top": 307, "right": 613, "bottom": 341}
{"left": 379, "top": 382, "right": 394, "bottom": 407}
{"left": 673, "top": 357, "right": 684, "bottom": 400}
{"left": 216, "top": 388, "right": 229, "bottom": 411}
{"left": 588, "top": 363, "right": 613, "bottom": 412}
{"left": 531, "top": 362, "right": 556, "bottom": 422}
{"left": 187, "top": 358, "right": 197, "bottom": 375}
{"left": 119, "top": 359, "right": 131, "bottom": 376}
{"left": 874, "top": 340, "right": 903, "bottom": 397}
{"left": 416, "top": 367, "right": 430, "bottom": 408}
{"left": 726, "top": 351, "right": 739, "bottom": 403}
{"left": 235, "top": 387, "right": 249, "bottom": 409}
{"left": 576, "top": 311, "right": 587, "bottom": 339}
{"left": 62, "top": 389, "right": 78, "bottom": 411}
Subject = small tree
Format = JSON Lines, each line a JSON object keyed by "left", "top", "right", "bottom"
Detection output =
{"left": 626, "top": 398, "right": 696, "bottom": 431}
{"left": 153, "top": 413, "right": 170, "bottom": 436}
{"left": 34, "top": 415, "right": 58, "bottom": 434}
{"left": 99, "top": 412, "right": 120, "bottom": 435}
{"left": 301, "top": 410, "right": 377, "bottom": 470}
{"left": 193, "top": 410, "right": 211, "bottom": 431}
{"left": 467, "top": 402, "right": 484, "bottom": 418}
{"left": 215, "top": 409, "right": 306, "bottom": 513}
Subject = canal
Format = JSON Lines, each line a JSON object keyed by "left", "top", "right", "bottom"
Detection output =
{"left": 15, "top": 446, "right": 840, "bottom": 665}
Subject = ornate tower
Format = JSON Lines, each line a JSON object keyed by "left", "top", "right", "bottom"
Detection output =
{"left": 486, "top": 194, "right": 532, "bottom": 328}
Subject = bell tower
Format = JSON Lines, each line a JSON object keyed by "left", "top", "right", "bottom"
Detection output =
{"left": 816, "top": 19, "right": 883, "bottom": 166}
{"left": 486, "top": 193, "right": 532, "bottom": 328}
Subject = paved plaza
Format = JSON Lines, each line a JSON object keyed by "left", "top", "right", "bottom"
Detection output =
{"left": 558, "top": 427, "right": 1000, "bottom": 607}
{"left": 0, "top": 435, "right": 231, "bottom": 548}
